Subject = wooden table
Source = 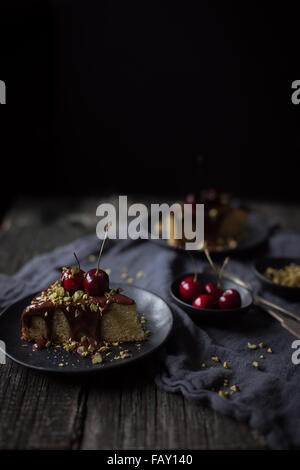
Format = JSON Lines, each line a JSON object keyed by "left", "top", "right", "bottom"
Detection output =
{"left": 0, "top": 196, "right": 299, "bottom": 450}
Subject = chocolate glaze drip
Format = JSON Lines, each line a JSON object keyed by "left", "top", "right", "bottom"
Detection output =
{"left": 21, "top": 287, "right": 135, "bottom": 349}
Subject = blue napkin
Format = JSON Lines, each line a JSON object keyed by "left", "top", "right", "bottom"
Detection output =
{"left": 1, "top": 230, "right": 300, "bottom": 449}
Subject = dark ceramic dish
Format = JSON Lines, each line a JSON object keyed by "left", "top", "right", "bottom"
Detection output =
{"left": 0, "top": 283, "right": 173, "bottom": 374}
{"left": 254, "top": 257, "right": 300, "bottom": 298}
{"left": 170, "top": 272, "right": 253, "bottom": 322}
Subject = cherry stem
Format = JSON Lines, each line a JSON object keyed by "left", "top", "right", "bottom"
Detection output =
{"left": 96, "top": 223, "right": 111, "bottom": 275}
{"left": 188, "top": 252, "right": 198, "bottom": 282}
{"left": 73, "top": 252, "right": 81, "bottom": 271}
{"left": 218, "top": 256, "right": 230, "bottom": 287}
{"left": 204, "top": 246, "right": 218, "bottom": 277}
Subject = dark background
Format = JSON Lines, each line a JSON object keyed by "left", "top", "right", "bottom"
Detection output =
{"left": 0, "top": 1, "right": 299, "bottom": 210}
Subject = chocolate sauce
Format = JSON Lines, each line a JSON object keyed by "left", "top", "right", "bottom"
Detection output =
{"left": 21, "top": 287, "right": 135, "bottom": 349}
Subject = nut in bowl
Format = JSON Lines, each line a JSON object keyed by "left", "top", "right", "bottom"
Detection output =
{"left": 254, "top": 257, "right": 300, "bottom": 299}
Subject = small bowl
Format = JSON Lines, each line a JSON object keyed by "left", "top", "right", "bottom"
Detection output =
{"left": 170, "top": 272, "right": 253, "bottom": 322}
{"left": 254, "top": 257, "right": 300, "bottom": 298}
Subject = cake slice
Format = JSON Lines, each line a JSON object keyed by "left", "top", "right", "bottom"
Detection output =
{"left": 21, "top": 281, "right": 145, "bottom": 353}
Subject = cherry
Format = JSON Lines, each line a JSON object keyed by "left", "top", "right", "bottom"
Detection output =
{"left": 179, "top": 276, "right": 205, "bottom": 303}
{"left": 83, "top": 268, "right": 109, "bottom": 296}
{"left": 61, "top": 252, "right": 85, "bottom": 294}
{"left": 84, "top": 223, "right": 110, "bottom": 296}
{"left": 218, "top": 289, "right": 241, "bottom": 309}
{"left": 193, "top": 294, "right": 218, "bottom": 309}
{"left": 205, "top": 283, "right": 224, "bottom": 299}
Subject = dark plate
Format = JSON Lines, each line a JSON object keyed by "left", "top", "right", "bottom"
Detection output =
{"left": 146, "top": 212, "right": 269, "bottom": 256}
{"left": 0, "top": 283, "right": 173, "bottom": 374}
{"left": 170, "top": 272, "right": 253, "bottom": 322}
{"left": 254, "top": 257, "right": 300, "bottom": 298}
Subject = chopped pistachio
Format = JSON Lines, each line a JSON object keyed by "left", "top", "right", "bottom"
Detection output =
{"left": 230, "top": 385, "right": 240, "bottom": 392}
{"left": 44, "top": 311, "right": 48, "bottom": 317}
{"left": 136, "top": 271, "right": 144, "bottom": 279}
{"left": 223, "top": 361, "right": 230, "bottom": 369}
{"left": 127, "top": 277, "right": 134, "bottom": 284}
{"left": 105, "top": 268, "right": 111, "bottom": 275}
{"left": 49, "top": 293, "right": 58, "bottom": 303}
{"left": 56, "top": 286, "right": 65, "bottom": 297}
{"left": 88, "top": 345, "right": 95, "bottom": 353}
{"left": 58, "top": 363, "right": 64, "bottom": 367}
{"left": 201, "top": 363, "right": 207, "bottom": 368}
{"left": 121, "top": 273, "right": 128, "bottom": 279}
{"left": 90, "top": 303, "right": 98, "bottom": 313}
{"left": 82, "top": 293, "right": 88, "bottom": 300}
{"left": 260, "top": 355, "right": 264, "bottom": 359}
{"left": 267, "top": 348, "right": 273, "bottom": 353}
{"left": 218, "top": 390, "right": 229, "bottom": 398}
{"left": 45, "top": 341, "right": 51, "bottom": 348}
{"left": 259, "top": 342, "right": 264, "bottom": 349}
{"left": 211, "top": 356, "right": 220, "bottom": 362}
{"left": 72, "top": 290, "right": 84, "bottom": 303}
{"left": 92, "top": 353, "right": 103, "bottom": 364}
{"left": 69, "top": 341, "right": 78, "bottom": 351}
{"left": 66, "top": 306, "right": 70, "bottom": 311}
{"left": 248, "top": 342, "right": 257, "bottom": 350}
{"left": 252, "top": 361, "right": 259, "bottom": 368}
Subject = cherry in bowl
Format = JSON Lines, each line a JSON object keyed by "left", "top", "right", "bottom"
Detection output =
{"left": 170, "top": 272, "right": 252, "bottom": 321}
{"left": 179, "top": 276, "right": 205, "bottom": 303}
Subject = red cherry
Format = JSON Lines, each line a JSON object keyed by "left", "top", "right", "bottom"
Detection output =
{"left": 193, "top": 294, "right": 218, "bottom": 309}
{"left": 218, "top": 289, "right": 241, "bottom": 309}
{"left": 179, "top": 276, "right": 205, "bottom": 303}
{"left": 205, "top": 283, "right": 224, "bottom": 299}
{"left": 61, "top": 267, "right": 85, "bottom": 294}
{"left": 83, "top": 268, "right": 109, "bottom": 296}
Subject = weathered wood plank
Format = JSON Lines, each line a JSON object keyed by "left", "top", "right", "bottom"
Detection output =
{"left": 0, "top": 360, "right": 84, "bottom": 449}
